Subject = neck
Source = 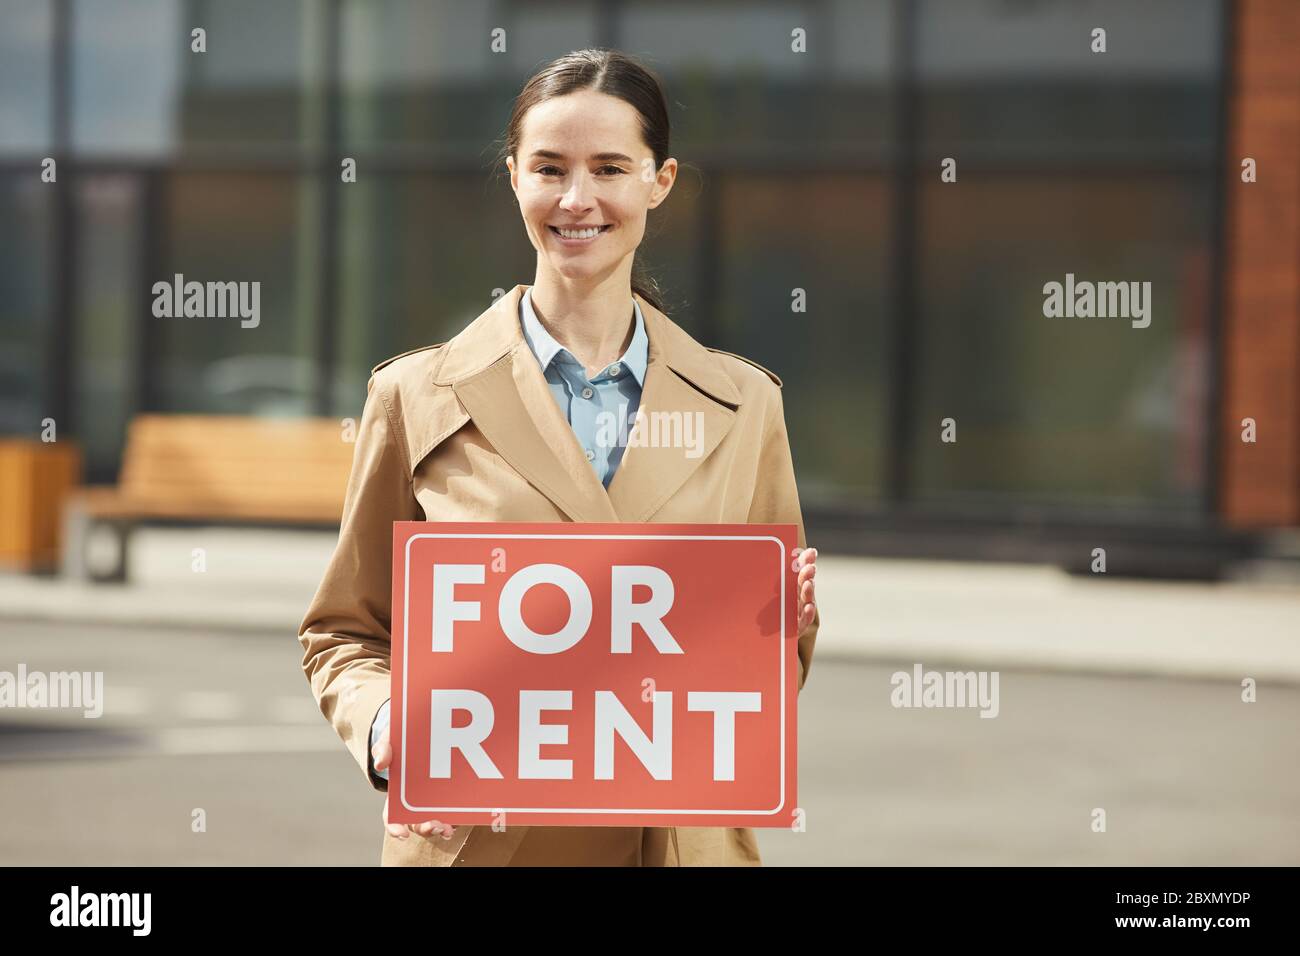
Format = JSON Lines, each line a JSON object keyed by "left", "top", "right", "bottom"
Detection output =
{"left": 528, "top": 269, "right": 636, "bottom": 378}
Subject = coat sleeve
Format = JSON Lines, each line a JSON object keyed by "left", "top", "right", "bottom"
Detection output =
{"left": 298, "top": 374, "right": 421, "bottom": 792}
{"left": 746, "top": 383, "right": 820, "bottom": 692}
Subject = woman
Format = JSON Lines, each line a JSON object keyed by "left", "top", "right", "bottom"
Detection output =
{"left": 298, "top": 48, "right": 820, "bottom": 866}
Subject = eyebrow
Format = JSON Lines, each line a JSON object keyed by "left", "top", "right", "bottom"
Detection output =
{"left": 529, "top": 149, "right": 635, "bottom": 164}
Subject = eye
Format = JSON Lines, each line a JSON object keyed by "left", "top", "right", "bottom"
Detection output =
{"left": 535, "top": 163, "right": 625, "bottom": 178}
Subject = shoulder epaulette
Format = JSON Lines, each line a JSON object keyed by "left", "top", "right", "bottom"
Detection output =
{"left": 705, "top": 347, "right": 783, "bottom": 388}
{"left": 370, "top": 343, "right": 447, "bottom": 377}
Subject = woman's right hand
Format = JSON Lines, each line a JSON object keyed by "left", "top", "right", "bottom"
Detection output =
{"left": 372, "top": 723, "right": 457, "bottom": 840}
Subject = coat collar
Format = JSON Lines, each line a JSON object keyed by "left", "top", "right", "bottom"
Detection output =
{"left": 428, "top": 284, "right": 741, "bottom": 523}
{"left": 432, "top": 284, "right": 741, "bottom": 406}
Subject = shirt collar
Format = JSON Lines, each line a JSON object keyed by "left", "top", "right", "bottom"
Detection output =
{"left": 519, "top": 286, "right": 648, "bottom": 387}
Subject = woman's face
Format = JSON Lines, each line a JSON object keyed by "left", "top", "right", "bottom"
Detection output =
{"left": 508, "top": 89, "right": 676, "bottom": 286}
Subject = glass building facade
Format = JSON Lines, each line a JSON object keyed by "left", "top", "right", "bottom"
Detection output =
{"left": 0, "top": 0, "right": 1227, "bottom": 532}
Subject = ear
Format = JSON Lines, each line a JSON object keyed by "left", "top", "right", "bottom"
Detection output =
{"left": 648, "top": 157, "right": 678, "bottom": 210}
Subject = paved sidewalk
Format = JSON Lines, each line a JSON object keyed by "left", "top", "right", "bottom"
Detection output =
{"left": 2, "top": 527, "right": 1299, "bottom": 682}
{"left": 0, "top": 528, "right": 334, "bottom": 634}
{"left": 815, "top": 556, "right": 1300, "bottom": 682}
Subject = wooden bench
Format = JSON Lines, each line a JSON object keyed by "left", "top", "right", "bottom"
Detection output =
{"left": 62, "top": 415, "right": 355, "bottom": 582}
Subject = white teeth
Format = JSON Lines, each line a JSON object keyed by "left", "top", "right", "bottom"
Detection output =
{"left": 556, "top": 226, "right": 604, "bottom": 239}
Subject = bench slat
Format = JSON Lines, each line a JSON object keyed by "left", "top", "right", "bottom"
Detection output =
{"left": 80, "top": 415, "right": 362, "bottom": 524}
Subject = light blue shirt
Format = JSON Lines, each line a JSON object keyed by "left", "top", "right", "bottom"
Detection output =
{"left": 519, "top": 285, "right": 649, "bottom": 486}
{"left": 369, "top": 287, "right": 650, "bottom": 783}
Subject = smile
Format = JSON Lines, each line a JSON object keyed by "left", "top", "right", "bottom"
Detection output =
{"left": 549, "top": 224, "right": 612, "bottom": 244}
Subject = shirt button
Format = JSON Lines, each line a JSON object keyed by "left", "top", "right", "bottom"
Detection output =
{"left": 581, "top": 386, "right": 594, "bottom": 400}
{"left": 584, "top": 448, "right": 595, "bottom": 461}
{"left": 606, "top": 364, "right": 620, "bottom": 376}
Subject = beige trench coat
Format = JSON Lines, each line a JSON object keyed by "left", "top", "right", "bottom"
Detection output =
{"left": 298, "top": 284, "right": 819, "bottom": 866}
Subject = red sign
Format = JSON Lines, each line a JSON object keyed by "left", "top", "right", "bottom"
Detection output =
{"left": 387, "top": 521, "right": 799, "bottom": 828}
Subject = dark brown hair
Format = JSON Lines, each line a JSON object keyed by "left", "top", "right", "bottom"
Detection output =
{"left": 496, "top": 48, "right": 671, "bottom": 313}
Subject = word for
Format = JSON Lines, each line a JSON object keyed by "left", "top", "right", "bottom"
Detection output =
{"left": 433, "top": 562, "right": 682, "bottom": 654}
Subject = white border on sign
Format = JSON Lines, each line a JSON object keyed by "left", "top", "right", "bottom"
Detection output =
{"left": 398, "top": 533, "right": 788, "bottom": 817}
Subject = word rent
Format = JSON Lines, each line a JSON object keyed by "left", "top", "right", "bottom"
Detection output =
{"left": 428, "top": 561, "right": 762, "bottom": 782}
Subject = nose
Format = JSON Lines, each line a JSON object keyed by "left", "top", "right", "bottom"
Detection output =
{"left": 559, "top": 169, "right": 595, "bottom": 212}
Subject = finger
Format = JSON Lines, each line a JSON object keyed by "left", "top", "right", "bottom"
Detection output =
{"left": 798, "top": 562, "right": 816, "bottom": 587}
{"left": 800, "top": 579, "right": 815, "bottom": 603}
{"left": 382, "top": 797, "right": 409, "bottom": 839}
{"left": 372, "top": 732, "right": 392, "bottom": 772}
{"left": 791, "top": 547, "right": 817, "bottom": 572}
{"left": 415, "top": 820, "right": 456, "bottom": 839}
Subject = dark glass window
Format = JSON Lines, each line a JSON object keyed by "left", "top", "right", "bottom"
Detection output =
{"left": 154, "top": 173, "right": 318, "bottom": 416}
{"left": 912, "top": 0, "right": 1222, "bottom": 514}
{"left": 0, "top": 175, "right": 52, "bottom": 435}
{"left": 0, "top": 0, "right": 1228, "bottom": 522}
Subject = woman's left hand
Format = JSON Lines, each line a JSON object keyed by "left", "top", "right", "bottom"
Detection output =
{"left": 792, "top": 546, "right": 818, "bottom": 635}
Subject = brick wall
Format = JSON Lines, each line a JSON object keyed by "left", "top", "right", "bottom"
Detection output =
{"left": 1220, "top": 0, "right": 1300, "bottom": 526}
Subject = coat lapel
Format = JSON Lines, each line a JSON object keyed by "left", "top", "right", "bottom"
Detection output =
{"left": 605, "top": 299, "right": 741, "bottom": 522}
{"left": 454, "top": 351, "right": 619, "bottom": 523}
{"left": 432, "top": 284, "right": 742, "bottom": 524}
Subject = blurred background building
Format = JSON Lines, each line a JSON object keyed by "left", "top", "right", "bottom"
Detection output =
{"left": 3, "top": 0, "right": 1300, "bottom": 870}
{"left": 1, "top": 0, "right": 1297, "bottom": 577}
